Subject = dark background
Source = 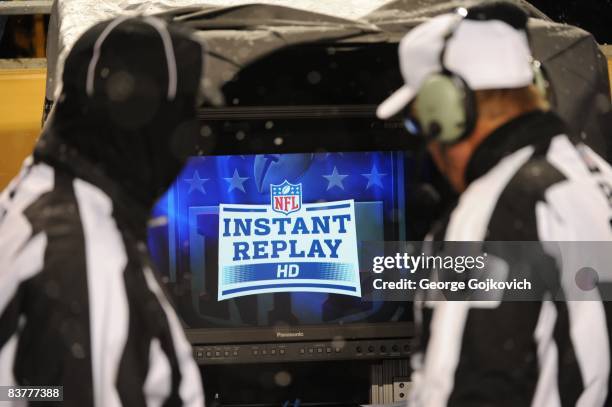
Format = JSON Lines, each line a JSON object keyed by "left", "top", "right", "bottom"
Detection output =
{"left": 529, "top": 0, "right": 611, "bottom": 43}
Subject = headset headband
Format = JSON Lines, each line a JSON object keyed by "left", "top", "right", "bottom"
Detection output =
{"left": 85, "top": 17, "right": 178, "bottom": 101}
{"left": 438, "top": 12, "right": 465, "bottom": 76}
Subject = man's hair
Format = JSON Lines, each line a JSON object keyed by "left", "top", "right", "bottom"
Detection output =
{"left": 475, "top": 85, "right": 549, "bottom": 119}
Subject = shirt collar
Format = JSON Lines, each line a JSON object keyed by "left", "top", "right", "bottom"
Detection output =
{"left": 464, "top": 110, "right": 567, "bottom": 186}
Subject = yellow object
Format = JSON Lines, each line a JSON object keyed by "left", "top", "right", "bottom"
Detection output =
{"left": 0, "top": 67, "right": 46, "bottom": 190}
{"left": 608, "top": 59, "right": 612, "bottom": 96}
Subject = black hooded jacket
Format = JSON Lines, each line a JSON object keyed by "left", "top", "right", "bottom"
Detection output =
{"left": 0, "top": 17, "right": 205, "bottom": 407}
{"left": 38, "top": 14, "right": 204, "bottom": 235}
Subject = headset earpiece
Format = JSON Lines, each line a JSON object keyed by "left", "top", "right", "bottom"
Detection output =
{"left": 412, "top": 72, "right": 476, "bottom": 144}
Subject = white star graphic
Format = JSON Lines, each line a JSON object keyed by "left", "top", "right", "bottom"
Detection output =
{"left": 224, "top": 169, "right": 249, "bottom": 193}
{"left": 323, "top": 166, "right": 349, "bottom": 191}
{"left": 184, "top": 170, "right": 209, "bottom": 194}
{"left": 362, "top": 165, "right": 386, "bottom": 190}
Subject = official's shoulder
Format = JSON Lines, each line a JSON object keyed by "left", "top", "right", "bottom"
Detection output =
{"left": 445, "top": 146, "right": 536, "bottom": 241}
{"left": 485, "top": 157, "right": 567, "bottom": 240}
{"left": 502, "top": 156, "right": 567, "bottom": 200}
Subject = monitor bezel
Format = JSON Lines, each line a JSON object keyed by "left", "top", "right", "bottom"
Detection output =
{"left": 186, "top": 321, "right": 413, "bottom": 344}
{"left": 175, "top": 41, "right": 423, "bottom": 346}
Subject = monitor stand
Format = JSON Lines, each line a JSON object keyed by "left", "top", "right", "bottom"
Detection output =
{"left": 369, "top": 359, "right": 411, "bottom": 404}
{"left": 200, "top": 357, "right": 412, "bottom": 406}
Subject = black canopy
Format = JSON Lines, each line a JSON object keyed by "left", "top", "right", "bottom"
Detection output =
{"left": 157, "top": 0, "right": 610, "bottom": 158}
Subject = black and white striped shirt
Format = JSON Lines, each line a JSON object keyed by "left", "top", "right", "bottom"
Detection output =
{"left": 411, "top": 111, "right": 612, "bottom": 406}
{"left": 0, "top": 155, "right": 204, "bottom": 407}
{"left": 0, "top": 15, "right": 206, "bottom": 407}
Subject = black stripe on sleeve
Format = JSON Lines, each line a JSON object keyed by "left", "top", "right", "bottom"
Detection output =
{"left": 0, "top": 292, "right": 23, "bottom": 351}
{"left": 116, "top": 236, "right": 184, "bottom": 407}
{"left": 552, "top": 301, "right": 583, "bottom": 407}
{"left": 19, "top": 169, "right": 94, "bottom": 407}
{"left": 447, "top": 302, "right": 543, "bottom": 407}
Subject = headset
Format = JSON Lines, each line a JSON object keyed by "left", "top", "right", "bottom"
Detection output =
{"left": 404, "top": 6, "right": 550, "bottom": 145}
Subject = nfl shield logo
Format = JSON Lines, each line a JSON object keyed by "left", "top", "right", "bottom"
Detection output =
{"left": 271, "top": 180, "right": 302, "bottom": 215}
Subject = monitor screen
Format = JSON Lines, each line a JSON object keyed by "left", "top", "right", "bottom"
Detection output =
{"left": 148, "top": 151, "right": 410, "bottom": 331}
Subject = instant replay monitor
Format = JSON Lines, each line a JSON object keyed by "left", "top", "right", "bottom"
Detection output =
{"left": 147, "top": 42, "right": 436, "bottom": 365}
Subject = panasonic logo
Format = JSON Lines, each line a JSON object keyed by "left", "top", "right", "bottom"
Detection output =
{"left": 276, "top": 331, "right": 304, "bottom": 338}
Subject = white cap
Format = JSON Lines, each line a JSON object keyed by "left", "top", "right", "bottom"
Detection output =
{"left": 376, "top": 13, "right": 535, "bottom": 119}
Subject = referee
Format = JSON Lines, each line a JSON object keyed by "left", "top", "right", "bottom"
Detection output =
{"left": 0, "top": 17, "right": 204, "bottom": 406}
{"left": 377, "top": 2, "right": 612, "bottom": 406}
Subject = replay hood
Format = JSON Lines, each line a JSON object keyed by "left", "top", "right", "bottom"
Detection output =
{"left": 153, "top": 1, "right": 609, "bottom": 158}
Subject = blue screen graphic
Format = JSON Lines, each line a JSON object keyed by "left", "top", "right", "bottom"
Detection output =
{"left": 148, "top": 152, "right": 409, "bottom": 328}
